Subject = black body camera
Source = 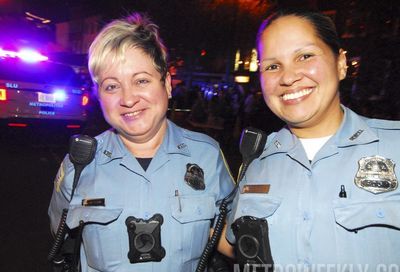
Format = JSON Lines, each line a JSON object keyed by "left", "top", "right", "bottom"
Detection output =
{"left": 231, "top": 216, "right": 274, "bottom": 272}
{"left": 125, "top": 213, "right": 166, "bottom": 263}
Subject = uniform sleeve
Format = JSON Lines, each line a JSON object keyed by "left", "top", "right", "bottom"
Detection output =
{"left": 207, "top": 149, "right": 235, "bottom": 234}
{"left": 48, "top": 155, "right": 74, "bottom": 234}
{"left": 225, "top": 175, "right": 243, "bottom": 244}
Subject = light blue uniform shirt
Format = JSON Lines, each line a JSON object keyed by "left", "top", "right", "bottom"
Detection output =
{"left": 227, "top": 106, "right": 400, "bottom": 270}
{"left": 49, "top": 120, "right": 234, "bottom": 272}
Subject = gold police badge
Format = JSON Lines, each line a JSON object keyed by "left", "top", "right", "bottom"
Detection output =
{"left": 354, "top": 155, "right": 398, "bottom": 194}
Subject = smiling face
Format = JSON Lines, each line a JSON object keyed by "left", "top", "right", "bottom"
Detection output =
{"left": 97, "top": 47, "right": 172, "bottom": 145}
{"left": 258, "top": 15, "right": 347, "bottom": 138}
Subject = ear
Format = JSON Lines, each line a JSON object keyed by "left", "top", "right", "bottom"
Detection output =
{"left": 337, "top": 49, "right": 348, "bottom": 81}
{"left": 164, "top": 72, "right": 172, "bottom": 99}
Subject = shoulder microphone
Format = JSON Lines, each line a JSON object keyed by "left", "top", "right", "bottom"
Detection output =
{"left": 237, "top": 127, "right": 267, "bottom": 183}
{"left": 69, "top": 134, "right": 97, "bottom": 202}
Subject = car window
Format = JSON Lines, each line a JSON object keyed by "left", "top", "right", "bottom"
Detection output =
{"left": 0, "top": 58, "right": 83, "bottom": 87}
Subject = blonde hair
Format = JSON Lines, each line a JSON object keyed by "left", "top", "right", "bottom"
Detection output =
{"left": 88, "top": 12, "right": 168, "bottom": 88}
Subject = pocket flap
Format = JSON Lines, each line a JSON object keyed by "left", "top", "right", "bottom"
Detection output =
{"left": 234, "top": 193, "right": 282, "bottom": 220}
{"left": 66, "top": 206, "right": 123, "bottom": 229}
{"left": 333, "top": 199, "right": 400, "bottom": 231}
{"left": 171, "top": 195, "right": 215, "bottom": 223}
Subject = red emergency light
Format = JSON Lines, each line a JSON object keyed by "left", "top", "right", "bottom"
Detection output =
{"left": 82, "top": 94, "right": 89, "bottom": 106}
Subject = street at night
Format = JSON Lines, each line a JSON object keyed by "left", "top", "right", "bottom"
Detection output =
{"left": 0, "top": 128, "right": 69, "bottom": 271}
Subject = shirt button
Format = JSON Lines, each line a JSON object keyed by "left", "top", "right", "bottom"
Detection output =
{"left": 376, "top": 209, "right": 385, "bottom": 218}
{"left": 303, "top": 212, "right": 311, "bottom": 221}
{"left": 144, "top": 212, "right": 150, "bottom": 219}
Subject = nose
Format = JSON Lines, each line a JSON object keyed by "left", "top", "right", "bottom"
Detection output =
{"left": 120, "top": 87, "right": 139, "bottom": 107}
{"left": 279, "top": 67, "right": 302, "bottom": 86}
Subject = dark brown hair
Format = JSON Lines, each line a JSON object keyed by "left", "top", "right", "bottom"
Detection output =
{"left": 257, "top": 9, "right": 341, "bottom": 57}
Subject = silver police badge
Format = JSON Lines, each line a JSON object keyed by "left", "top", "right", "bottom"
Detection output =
{"left": 354, "top": 155, "right": 398, "bottom": 194}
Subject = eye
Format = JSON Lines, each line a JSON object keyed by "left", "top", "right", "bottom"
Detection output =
{"left": 264, "top": 64, "right": 279, "bottom": 71}
{"left": 135, "top": 78, "right": 150, "bottom": 86}
{"left": 103, "top": 83, "right": 119, "bottom": 92}
{"left": 299, "top": 54, "right": 314, "bottom": 61}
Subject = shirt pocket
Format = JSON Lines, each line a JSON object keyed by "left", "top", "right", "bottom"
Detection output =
{"left": 333, "top": 199, "right": 400, "bottom": 231}
{"left": 67, "top": 206, "right": 123, "bottom": 271}
{"left": 170, "top": 195, "right": 215, "bottom": 267}
{"left": 233, "top": 193, "right": 282, "bottom": 224}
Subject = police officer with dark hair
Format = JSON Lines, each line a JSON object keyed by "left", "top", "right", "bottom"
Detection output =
{"left": 218, "top": 9, "right": 400, "bottom": 270}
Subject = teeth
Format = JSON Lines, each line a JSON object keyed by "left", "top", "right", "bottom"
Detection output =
{"left": 124, "top": 110, "right": 142, "bottom": 117}
{"left": 282, "top": 88, "right": 313, "bottom": 101}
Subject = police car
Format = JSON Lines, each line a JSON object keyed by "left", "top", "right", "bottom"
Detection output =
{"left": 0, "top": 47, "right": 89, "bottom": 129}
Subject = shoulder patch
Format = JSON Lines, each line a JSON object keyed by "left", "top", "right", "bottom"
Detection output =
{"left": 366, "top": 118, "right": 400, "bottom": 130}
{"left": 55, "top": 161, "right": 66, "bottom": 192}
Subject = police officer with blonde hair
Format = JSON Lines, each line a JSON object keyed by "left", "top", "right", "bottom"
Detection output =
{"left": 49, "top": 12, "right": 233, "bottom": 272}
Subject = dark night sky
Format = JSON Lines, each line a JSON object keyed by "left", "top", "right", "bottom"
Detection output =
{"left": 2, "top": 0, "right": 399, "bottom": 74}
{"left": 8, "top": 0, "right": 259, "bottom": 54}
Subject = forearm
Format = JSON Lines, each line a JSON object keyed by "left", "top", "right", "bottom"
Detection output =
{"left": 211, "top": 224, "right": 235, "bottom": 259}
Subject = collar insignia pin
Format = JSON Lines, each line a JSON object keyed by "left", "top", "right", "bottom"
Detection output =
{"left": 349, "top": 129, "right": 364, "bottom": 141}
{"left": 103, "top": 150, "right": 112, "bottom": 158}
{"left": 177, "top": 143, "right": 187, "bottom": 149}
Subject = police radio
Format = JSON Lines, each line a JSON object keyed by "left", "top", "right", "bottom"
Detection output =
{"left": 232, "top": 128, "right": 274, "bottom": 271}
{"left": 195, "top": 127, "right": 268, "bottom": 272}
{"left": 48, "top": 135, "right": 97, "bottom": 272}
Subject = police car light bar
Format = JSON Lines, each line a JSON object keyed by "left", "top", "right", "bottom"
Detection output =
{"left": 0, "top": 48, "right": 48, "bottom": 62}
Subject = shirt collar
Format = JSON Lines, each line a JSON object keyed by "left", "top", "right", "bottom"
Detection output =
{"left": 96, "top": 129, "right": 127, "bottom": 165}
{"left": 333, "top": 105, "right": 378, "bottom": 147}
{"left": 260, "top": 105, "right": 379, "bottom": 159}
{"left": 97, "top": 120, "right": 191, "bottom": 165}
{"left": 161, "top": 120, "right": 191, "bottom": 156}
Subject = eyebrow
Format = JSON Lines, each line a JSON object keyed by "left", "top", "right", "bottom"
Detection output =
{"left": 99, "top": 71, "right": 154, "bottom": 85}
{"left": 99, "top": 77, "right": 118, "bottom": 86}
{"left": 131, "top": 71, "right": 153, "bottom": 77}
{"left": 260, "top": 43, "right": 318, "bottom": 63}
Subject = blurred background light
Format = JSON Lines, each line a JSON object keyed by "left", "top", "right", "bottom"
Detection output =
{"left": 234, "top": 75, "right": 250, "bottom": 83}
{"left": 18, "top": 48, "right": 48, "bottom": 62}
{"left": 53, "top": 89, "right": 67, "bottom": 101}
